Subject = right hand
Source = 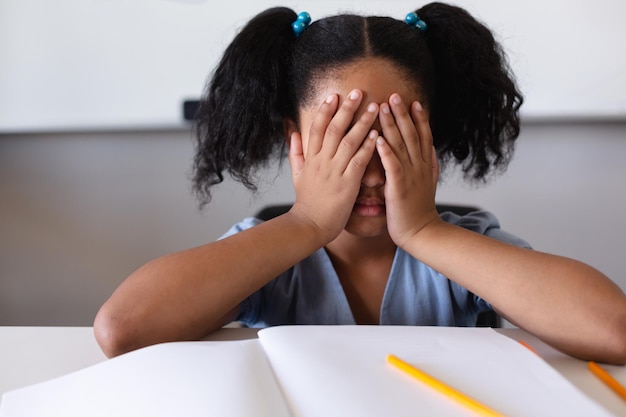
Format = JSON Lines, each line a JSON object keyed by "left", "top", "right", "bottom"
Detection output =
{"left": 375, "top": 95, "right": 441, "bottom": 249}
{"left": 288, "top": 89, "right": 379, "bottom": 244}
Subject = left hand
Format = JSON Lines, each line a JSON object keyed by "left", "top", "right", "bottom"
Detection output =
{"left": 375, "top": 93, "right": 441, "bottom": 249}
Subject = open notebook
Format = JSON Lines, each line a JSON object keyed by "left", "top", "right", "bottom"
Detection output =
{"left": 0, "top": 326, "right": 613, "bottom": 417}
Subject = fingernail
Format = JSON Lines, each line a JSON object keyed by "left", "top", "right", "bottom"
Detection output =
{"left": 391, "top": 94, "right": 402, "bottom": 105}
{"left": 413, "top": 101, "right": 423, "bottom": 112}
{"left": 376, "top": 137, "right": 385, "bottom": 146}
{"left": 349, "top": 89, "right": 361, "bottom": 100}
{"left": 368, "top": 130, "right": 378, "bottom": 139}
{"left": 381, "top": 103, "right": 390, "bottom": 114}
{"left": 367, "top": 103, "right": 377, "bottom": 113}
{"left": 325, "top": 94, "right": 335, "bottom": 103}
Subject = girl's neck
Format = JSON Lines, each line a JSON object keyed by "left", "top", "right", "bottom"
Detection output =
{"left": 325, "top": 232, "right": 397, "bottom": 325}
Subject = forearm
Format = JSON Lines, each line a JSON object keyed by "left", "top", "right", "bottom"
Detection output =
{"left": 404, "top": 221, "right": 626, "bottom": 364}
{"left": 94, "top": 211, "right": 327, "bottom": 357}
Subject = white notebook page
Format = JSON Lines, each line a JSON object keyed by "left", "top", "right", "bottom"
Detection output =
{"left": 258, "top": 326, "right": 612, "bottom": 417}
{"left": 0, "top": 339, "right": 290, "bottom": 417}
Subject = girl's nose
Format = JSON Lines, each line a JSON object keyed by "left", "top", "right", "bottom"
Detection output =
{"left": 361, "top": 152, "right": 385, "bottom": 188}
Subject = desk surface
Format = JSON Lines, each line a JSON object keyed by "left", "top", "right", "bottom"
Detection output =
{"left": 1, "top": 326, "right": 625, "bottom": 416}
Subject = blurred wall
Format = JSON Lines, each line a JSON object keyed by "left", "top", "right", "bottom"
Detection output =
{"left": 1, "top": 121, "right": 625, "bottom": 325}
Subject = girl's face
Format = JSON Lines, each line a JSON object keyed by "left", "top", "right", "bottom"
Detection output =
{"left": 294, "top": 57, "right": 425, "bottom": 239}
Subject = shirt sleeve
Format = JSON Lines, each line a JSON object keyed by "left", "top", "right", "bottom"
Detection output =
{"left": 217, "top": 217, "right": 263, "bottom": 240}
{"left": 439, "top": 209, "right": 532, "bottom": 249}
{"left": 217, "top": 217, "right": 265, "bottom": 325}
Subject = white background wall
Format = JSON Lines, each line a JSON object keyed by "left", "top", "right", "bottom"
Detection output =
{"left": 1, "top": 122, "right": 625, "bottom": 325}
{"left": 2, "top": 0, "right": 626, "bottom": 131}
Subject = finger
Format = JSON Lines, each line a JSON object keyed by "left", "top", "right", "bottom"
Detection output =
{"left": 378, "top": 101, "right": 408, "bottom": 161}
{"left": 389, "top": 94, "right": 421, "bottom": 162}
{"left": 374, "top": 135, "right": 403, "bottom": 180}
{"left": 334, "top": 102, "right": 379, "bottom": 166}
{"left": 288, "top": 131, "right": 305, "bottom": 179}
{"left": 344, "top": 130, "right": 378, "bottom": 180}
{"left": 410, "top": 101, "right": 433, "bottom": 164}
{"left": 307, "top": 94, "right": 338, "bottom": 156}
{"left": 321, "top": 89, "right": 364, "bottom": 157}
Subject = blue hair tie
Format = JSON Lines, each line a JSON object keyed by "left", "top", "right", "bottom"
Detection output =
{"left": 292, "top": 11, "right": 311, "bottom": 37}
{"left": 405, "top": 12, "right": 427, "bottom": 31}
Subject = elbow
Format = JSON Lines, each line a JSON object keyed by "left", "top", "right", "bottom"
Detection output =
{"left": 595, "top": 336, "right": 626, "bottom": 366}
{"left": 603, "top": 299, "right": 626, "bottom": 365}
{"left": 586, "top": 306, "right": 626, "bottom": 365}
{"left": 93, "top": 304, "right": 138, "bottom": 358}
{"left": 547, "top": 306, "right": 626, "bottom": 365}
{"left": 601, "top": 317, "right": 626, "bottom": 365}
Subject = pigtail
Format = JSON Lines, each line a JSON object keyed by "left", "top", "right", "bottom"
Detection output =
{"left": 193, "top": 7, "right": 298, "bottom": 205}
{"left": 417, "top": 2, "right": 523, "bottom": 181}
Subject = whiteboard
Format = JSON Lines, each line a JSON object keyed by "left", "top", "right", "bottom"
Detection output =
{"left": 1, "top": 0, "right": 625, "bottom": 132}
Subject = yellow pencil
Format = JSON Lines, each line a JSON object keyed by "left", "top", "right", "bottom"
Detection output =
{"left": 386, "top": 354, "right": 507, "bottom": 417}
{"left": 588, "top": 361, "right": 626, "bottom": 401}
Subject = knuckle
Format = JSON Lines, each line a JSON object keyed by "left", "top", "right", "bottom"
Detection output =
{"left": 340, "top": 135, "right": 358, "bottom": 150}
{"left": 325, "top": 122, "right": 344, "bottom": 138}
{"left": 396, "top": 141, "right": 407, "bottom": 155}
{"left": 349, "top": 155, "right": 366, "bottom": 170}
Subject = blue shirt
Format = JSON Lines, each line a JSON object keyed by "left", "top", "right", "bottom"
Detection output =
{"left": 219, "top": 211, "right": 531, "bottom": 328}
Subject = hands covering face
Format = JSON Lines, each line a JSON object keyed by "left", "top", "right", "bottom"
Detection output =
{"left": 288, "top": 90, "right": 440, "bottom": 247}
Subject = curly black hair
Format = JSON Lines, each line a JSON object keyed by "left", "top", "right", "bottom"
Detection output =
{"left": 192, "top": 2, "right": 523, "bottom": 205}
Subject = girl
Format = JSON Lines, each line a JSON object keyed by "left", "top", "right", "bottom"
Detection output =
{"left": 94, "top": 3, "right": 626, "bottom": 363}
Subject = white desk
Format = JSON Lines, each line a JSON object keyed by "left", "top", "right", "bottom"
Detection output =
{"left": 1, "top": 327, "right": 625, "bottom": 416}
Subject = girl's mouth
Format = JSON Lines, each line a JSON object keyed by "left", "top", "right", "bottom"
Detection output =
{"left": 353, "top": 198, "right": 385, "bottom": 216}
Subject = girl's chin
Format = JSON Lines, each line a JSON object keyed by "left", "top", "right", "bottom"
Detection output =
{"left": 343, "top": 214, "right": 389, "bottom": 239}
